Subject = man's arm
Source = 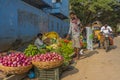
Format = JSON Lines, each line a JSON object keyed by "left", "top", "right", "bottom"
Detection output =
{"left": 108, "top": 26, "right": 112, "bottom": 32}
{"left": 66, "top": 23, "right": 72, "bottom": 39}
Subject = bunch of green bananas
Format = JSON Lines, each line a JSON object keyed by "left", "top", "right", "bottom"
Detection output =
{"left": 24, "top": 44, "right": 41, "bottom": 56}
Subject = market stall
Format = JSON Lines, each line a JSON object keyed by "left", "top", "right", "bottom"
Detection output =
{"left": 0, "top": 31, "right": 75, "bottom": 80}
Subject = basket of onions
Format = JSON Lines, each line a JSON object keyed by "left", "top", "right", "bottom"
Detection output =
{"left": 0, "top": 52, "right": 32, "bottom": 74}
{"left": 32, "top": 52, "right": 64, "bottom": 69}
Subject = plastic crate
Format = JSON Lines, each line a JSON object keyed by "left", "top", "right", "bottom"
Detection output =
{"left": 34, "top": 67, "right": 59, "bottom": 80}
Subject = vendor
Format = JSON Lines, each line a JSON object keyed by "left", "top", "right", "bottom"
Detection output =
{"left": 34, "top": 33, "right": 46, "bottom": 49}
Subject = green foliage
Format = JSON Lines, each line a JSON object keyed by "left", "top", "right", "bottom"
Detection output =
{"left": 70, "top": 0, "right": 120, "bottom": 26}
{"left": 56, "top": 40, "right": 74, "bottom": 65}
{"left": 117, "top": 29, "right": 120, "bottom": 32}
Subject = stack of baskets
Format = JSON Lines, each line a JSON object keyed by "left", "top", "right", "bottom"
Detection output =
{"left": 0, "top": 65, "right": 32, "bottom": 74}
{"left": 32, "top": 60, "right": 63, "bottom": 69}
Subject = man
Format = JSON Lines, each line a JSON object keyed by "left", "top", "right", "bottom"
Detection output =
{"left": 66, "top": 12, "right": 82, "bottom": 60}
{"left": 34, "top": 33, "right": 45, "bottom": 49}
{"left": 100, "top": 24, "right": 113, "bottom": 46}
{"left": 101, "top": 24, "right": 112, "bottom": 34}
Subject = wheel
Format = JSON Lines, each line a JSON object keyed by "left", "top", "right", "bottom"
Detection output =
{"left": 104, "top": 38, "right": 109, "bottom": 52}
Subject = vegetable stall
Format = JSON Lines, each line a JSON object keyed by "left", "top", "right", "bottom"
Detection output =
{"left": 0, "top": 31, "right": 75, "bottom": 80}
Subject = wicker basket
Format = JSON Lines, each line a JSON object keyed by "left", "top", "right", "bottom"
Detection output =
{"left": 32, "top": 60, "right": 63, "bottom": 69}
{"left": 0, "top": 65, "right": 32, "bottom": 74}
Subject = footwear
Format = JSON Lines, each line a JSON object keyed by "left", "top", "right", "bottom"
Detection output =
{"left": 71, "top": 53, "right": 76, "bottom": 58}
{"left": 79, "top": 49, "right": 84, "bottom": 55}
{"left": 69, "top": 60, "right": 75, "bottom": 64}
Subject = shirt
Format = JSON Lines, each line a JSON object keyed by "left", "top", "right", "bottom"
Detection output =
{"left": 68, "top": 18, "right": 81, "bottom": 37}
{"left": 101, "top": 26, "right": 112, "bottom": 34}
{"left": 34, "top": 38, "right": 43, "bottom": 49}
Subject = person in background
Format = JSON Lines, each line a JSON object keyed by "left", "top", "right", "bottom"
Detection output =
{"left": 100, "top": 24, "right": 114, "bottom": 46}
{"left": 34, "top": 33, "right": 45, "bottom": 49}
{"left": 101, "top": 24, "right": 112, "bottom": 34}
{"left": 92, "top": 25, "right": 101, "bottom": 48}
{"left": 86, "top": 24, "right": 93, "bottom": 51}
{"left": 66, "top": 12, "right": 82, "bottom": 61}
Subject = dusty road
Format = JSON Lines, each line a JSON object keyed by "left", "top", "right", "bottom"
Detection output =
{"left": 61, "top": 37, "right": 120, "bottom": 80}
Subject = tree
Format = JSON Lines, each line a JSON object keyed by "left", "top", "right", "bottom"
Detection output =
{"left": 70, "top": 0, "right": 120, "bottom": 27}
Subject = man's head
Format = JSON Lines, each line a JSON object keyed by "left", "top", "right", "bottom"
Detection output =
{"left": 37, "top": 33, "right": 43, "bottom": 39}
{"left": 70, "top": 12, "right": 76, "bottom": 20}
{"left": 104, "top": 24, "right": 108, "bottom": 27}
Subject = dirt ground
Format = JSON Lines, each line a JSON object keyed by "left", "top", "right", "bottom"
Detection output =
{"left": 61, "top": 36, "right": 120, "bottom": 80}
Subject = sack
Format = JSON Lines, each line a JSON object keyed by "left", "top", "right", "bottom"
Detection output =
{"left": 109, "top": 37, "right": 113, "bottom": 45}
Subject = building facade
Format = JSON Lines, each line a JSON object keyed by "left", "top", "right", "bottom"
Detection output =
{"left": 0, "top": 0, "right": 69, "bottom": 51}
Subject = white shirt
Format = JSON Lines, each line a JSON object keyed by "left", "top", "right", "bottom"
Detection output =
{"left": 100, "top": 26, "right": 112, "bottom": 34}
{"left": 34, "top": 38, "right": 43, "bottom": 49}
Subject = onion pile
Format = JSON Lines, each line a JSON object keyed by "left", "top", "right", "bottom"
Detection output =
{"left": 0, "top": 52, "right": 32, "bottom": 67}
{"left": 32, "top": 52, "right": 63, "bottom": 62}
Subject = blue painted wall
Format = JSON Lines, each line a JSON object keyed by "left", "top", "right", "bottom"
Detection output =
{"left": 0, "top": 0, "right": 69, "bottom": 51}
{"left": 61, "top": 0, "right": 69, "bottom": 17}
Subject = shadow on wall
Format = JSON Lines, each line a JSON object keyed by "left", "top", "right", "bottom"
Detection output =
{"left": 11, "top": 39, "right": 22, "bottom": 49}
{"left": 0, "top": 39, "right": 22, "bottom": 52}
{"left": 8, "top": 38, "right": 35, "bottom": 52}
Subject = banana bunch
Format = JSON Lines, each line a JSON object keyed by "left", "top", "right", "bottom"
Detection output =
{"left": 46, "top": 44, "right": 58, "bottom": 50}
{"left": 24, "top": 44, "right": 40, "bottom": 56}
{"left": 50, "top": 44, "right": 58, "bottom": 49}
{"left": 46, "top": 46, "right": 52, "bottom": 50}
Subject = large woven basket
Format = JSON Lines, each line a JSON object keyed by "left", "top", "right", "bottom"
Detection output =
{"left": 0, "top": 65, "right": 32, "bottom": 74}
{"left": 32, "top": 60, "right": 63, "bottom": 69}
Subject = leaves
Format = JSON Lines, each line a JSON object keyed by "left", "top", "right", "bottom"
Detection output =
{"left": 58, "top": 40, "right": 74, "bottom": 63}
{"left": 70, "top": 0, "right": 120, "bottom": 26}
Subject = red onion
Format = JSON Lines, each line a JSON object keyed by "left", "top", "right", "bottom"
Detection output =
{"left": 0, "top": 52, "right": 32, "bottom": 67}
{"left": 32, "top": 52, "right": 63, "bottom": 62}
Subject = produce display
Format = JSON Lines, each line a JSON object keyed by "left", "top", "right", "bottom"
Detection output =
{"left": 32, "top": 52, "right": 63, "bottom": 62}
{"left": 0, "top": 52, "right": 32, "bottom": 74}
{"left": 32, "top": 52, "right": 63, "bottom": 69}
{"left": 58, "top": 39, "right": 74, "bottom": 66}
{"left": 45, "top": 39, "right": 74, "bottom": 66}
{"left": 0, "top": 52, "right": 31, "bottom": 67}
{"left": 46, "top": 43, "right": 58, "bottom": 51}
{"left": 43, "top": 31, "right": 59, "bottom": 40}
{"left": 0, "top": 31, "right": 83, "bottom": 74}
{"left": 24, "top": 44, "right": 46, "bottom": 56}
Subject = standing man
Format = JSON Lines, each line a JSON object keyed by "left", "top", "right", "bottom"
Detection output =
{"left": 66, "top": 12, "right": 82, "bottom": 60}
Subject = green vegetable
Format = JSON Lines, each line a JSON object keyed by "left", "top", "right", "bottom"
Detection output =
{"left": 24, "top": 44, "right": 46, "bottom": 56}
{"left": 51, "top": 40, "right": 74, "bottom": 65}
